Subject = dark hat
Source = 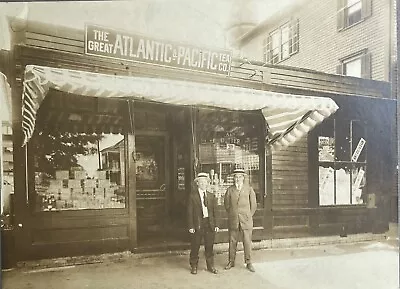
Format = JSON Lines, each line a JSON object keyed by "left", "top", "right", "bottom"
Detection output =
{"left": 232, "top": 168, "right": 246, "bottom": 175}
{"left": 194, "top": 172, "right": 210, "bottom": 182}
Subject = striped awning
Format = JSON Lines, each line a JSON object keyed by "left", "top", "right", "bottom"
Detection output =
{"left": 22, "top": 65, "right": 338, "bottom": 150}
{"left": 0, "top": 72, "right": 11, "bottom": 122}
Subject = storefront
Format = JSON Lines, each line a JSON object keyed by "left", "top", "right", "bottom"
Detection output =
{"left": 3, "top": 21, "right": 396, "bottom": 261}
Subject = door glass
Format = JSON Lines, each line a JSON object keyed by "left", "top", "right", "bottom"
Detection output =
{"left": 135, "top": 136, "right": 166, "bottom": 237}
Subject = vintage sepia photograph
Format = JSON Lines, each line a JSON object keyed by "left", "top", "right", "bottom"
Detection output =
{"left": 0, "top": 0, "right": 398, "bottom": 288}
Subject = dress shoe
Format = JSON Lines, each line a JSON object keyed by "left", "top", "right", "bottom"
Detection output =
{"left": 246, "top": 263, "right": 255, "bottom": 272}
{"left": 207, "top": 267, "right": 218, "bottom": 274}
{"left": 224, "top": 262, "right": 235, "bottom": 270}
{"left": 190, "top": 267, "right": 197, "bottom": 274}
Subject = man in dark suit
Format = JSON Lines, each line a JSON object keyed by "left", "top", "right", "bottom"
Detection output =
{"left": 187, "top": 172, "right": 219, "bottom": 275}
{"left": 224, "top": 168, "right": 257, "bottom": 272}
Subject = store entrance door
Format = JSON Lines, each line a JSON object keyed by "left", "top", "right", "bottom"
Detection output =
{"left": 135, "top": 134, "right": 170, "bottom": 245}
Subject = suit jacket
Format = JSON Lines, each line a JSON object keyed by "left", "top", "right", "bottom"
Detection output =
{"left": 187, "top": 189, "right": 218, "bottom": 231}
{"left": 224, "top": 185, "right": 257, "bottom": 230}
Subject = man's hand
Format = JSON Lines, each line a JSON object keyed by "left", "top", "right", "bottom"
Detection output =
{"left": 214, "top": 227, "right": 219, "bottom": 233}
{"left": 189, "top": 228, "right": 195, "bottom": 234}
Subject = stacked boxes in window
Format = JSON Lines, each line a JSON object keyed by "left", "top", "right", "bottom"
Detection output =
{"left": 97, "top": 179, "right": 112, "bottom": 207}
{"left": 49, "top": 171, "right": 69, "bottom": 210}
{"left": 96, "top": 170, "right": 107, "bottom": 180}
{"left": 56, "top": 170, "right": 69, "bottom": 180}
{"left": 199, "top": 143, "right": 216, "bottom": 163}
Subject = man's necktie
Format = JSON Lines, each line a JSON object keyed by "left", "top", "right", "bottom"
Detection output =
{"left": 203, "top": 192, "right": 207, "bottom": 207}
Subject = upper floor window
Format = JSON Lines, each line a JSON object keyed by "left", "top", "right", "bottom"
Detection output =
{"left": 264, "top": 19, "right": 299, "bottom": 64}
{"left": 337, "top": 50, "right": 371, "bottom": 79}
{"left": 337, "top": 0, "right": 372, "bottom": 30}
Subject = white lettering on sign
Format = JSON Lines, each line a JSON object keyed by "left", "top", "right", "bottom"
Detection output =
{"left": 85, "top": 24, "right": 232, "bottom": 75}
{"left": 351, "top": 138, "right": 366, "bottom": 162}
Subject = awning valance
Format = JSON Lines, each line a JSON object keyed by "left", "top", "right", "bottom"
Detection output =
{"left": 1, "top": 72, "right": 11, "bottom": 122}
{"left": 22, "top": 65, "right": 338, "bottom": 150}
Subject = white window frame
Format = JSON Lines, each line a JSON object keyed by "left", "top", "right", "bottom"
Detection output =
{"left": 264, "top": 19, "right": 299, "bottom": 64}
{"left": 337, "top": 50, "right": 371, "bottom": 79}
{"left": 337, "top": 0, "right": 372, "bottom": 31}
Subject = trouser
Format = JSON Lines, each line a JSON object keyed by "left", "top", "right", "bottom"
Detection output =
{"left": 189, "top": 218, "right": 215, "bottom": 269}
{"left": 228, "top": 224, "right": 253, "bottom": 264}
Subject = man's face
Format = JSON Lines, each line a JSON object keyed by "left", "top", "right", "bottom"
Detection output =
{"left": 234, "top": 174, "right": 244, "bottom": 186}
{"left": 197, "top": 178, "right": 208, "bottom": 191}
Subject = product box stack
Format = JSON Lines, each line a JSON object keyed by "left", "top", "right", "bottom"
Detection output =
{"left": 199, "top": 143, "right": 216, "bottom": 163}
{"left": 216, "top": 144, "right": 232, "bottom": 162}
{"left": 233, "top": 146, "right": 243, "bottom": 164}
{"left": 42, "top": 169, "right": 124, "bottom": 210}
{"left": 243, "top": 153, "right": 259, "bottom": 171}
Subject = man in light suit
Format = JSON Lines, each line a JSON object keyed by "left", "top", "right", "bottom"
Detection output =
{"left": 187, "top": 172, "right": 219, "bottom": 275}
{"left": 224, "top": 168, "right": 257, "bottom": 272}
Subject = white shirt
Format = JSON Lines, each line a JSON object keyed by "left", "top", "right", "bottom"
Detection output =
{"left": 198, "top": 189, "right": 209, "bottom": 218}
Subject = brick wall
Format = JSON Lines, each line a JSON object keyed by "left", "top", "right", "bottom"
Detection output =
{"left": 240, "top": 0, "right": 392, "bottom": 82}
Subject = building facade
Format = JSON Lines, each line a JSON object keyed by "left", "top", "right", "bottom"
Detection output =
{"left": 236, "top": 0, "right": 396, "bottom": 84}
{"left": 232, "top": 0, "right": 398, "bottom": 222}
{"left": 0, "top": 18, "right": 396, "bottom": 262}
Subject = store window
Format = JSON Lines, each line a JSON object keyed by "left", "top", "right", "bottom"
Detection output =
{"left": 337, "top": 0, "right": 372, "bottom": 30}
{"left": 264, "top": 19, "right": 299, "bottom": 64}
{"left": 318, "top": 119, "right": 367, "bottom": 206}
{"left": 31, "top": 131, "right": 126, "bottom": 212}
{"left": 197, "top": 109, "right": 264, "bottom": 206}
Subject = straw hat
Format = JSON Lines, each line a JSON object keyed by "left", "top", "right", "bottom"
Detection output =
{"left": 232, "top": 168, "right": 246, "bottom": 175}
{"left": 194, "top": 172, "right": 210, "bottom": 182}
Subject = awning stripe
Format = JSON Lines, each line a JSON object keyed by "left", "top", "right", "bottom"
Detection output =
{"left": 21, "top": 65, "right": 339, "bottom": 150}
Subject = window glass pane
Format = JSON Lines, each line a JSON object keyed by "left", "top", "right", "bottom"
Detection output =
{"left": 351, "top": 121, "right": 367, "bottom": 162}
{"left": 282, "top": 42, "right": 290, "bottom": 59}
{"left": 347, "top": 1, "right": 362, "bottom": 26}
{"left": 347, "top": 0, "right": 361, "bottom": 7}
{"left": 272, "top": 48, "right": 280, "bottom": 63}
{"left": 335, "top": 163, "right": 351, "bottom": 205}
{"left": 335, "top": 121, "right": 350, "bottom": 161}
{"left": 271, "top": 31, "right": 280, "bottom": 50}
{"left": 318, "top": 120, "right": 335, "bottom": 162}
{"left": 352, "top": 165, "right": 366, "bottom": 204}
{"left": 281, "top": 25, "right": 290, "bottom": 44}
{"left": 344, "top": 57, "right": 362, "bottom": 77}
{"left": 198, "top": 110, "right": 262, "bottom": 206}
{"left": 33, "top": 132, "right": 126, "bottom": 211}
{"left": 319, "top": 164, "right": 335, "bottom": 205}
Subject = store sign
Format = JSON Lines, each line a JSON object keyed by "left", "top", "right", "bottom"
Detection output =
{"left": 351, "top": 138, "right": 366, "bottom": 162}
{"left": 85, "top": 24, "right": 232, "bottom": 75}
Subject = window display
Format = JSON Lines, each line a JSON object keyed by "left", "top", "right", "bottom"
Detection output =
{"left": 197, "top": 109, "right": 263, "bottom": 205}
{"left": 32, "top": 132, "right": 126, "bottom": 211}
{"left": 318, "top": 119, "right": 367, "bottom": 206}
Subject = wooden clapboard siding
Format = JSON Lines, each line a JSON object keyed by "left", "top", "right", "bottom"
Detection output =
{"left": 263, "top": 66, "right": 390, "bottom": 98}
{"left": 17, "top": 20, "right": 391, "bottom": 98}
{"left": 272, "top": 137, "right": 309, "bottom": 209}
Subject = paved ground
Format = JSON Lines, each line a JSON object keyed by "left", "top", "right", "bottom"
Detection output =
{"left": 2, "top": 239, "right": 398, "bottom": 289}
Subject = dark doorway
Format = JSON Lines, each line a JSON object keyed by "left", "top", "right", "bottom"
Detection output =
{"left": 134, "top": 105, "right": 192, "bottom": 248}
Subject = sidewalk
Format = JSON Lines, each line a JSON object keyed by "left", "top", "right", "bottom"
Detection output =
{"left": 3, "top": 238, "right": 398, "bottom": 289}
{"left": 14, "top": 229, "right": 394, "bottom": 270}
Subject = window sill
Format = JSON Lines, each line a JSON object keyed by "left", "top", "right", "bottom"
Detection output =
{"left": 267, "top": 51, "right": 299, "bottom": 65}
{"left": 318, "top": 204, "right": 367, "bottom": 209}
{"left": 338, "top": 17, "right": 367, "bottom": 32}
